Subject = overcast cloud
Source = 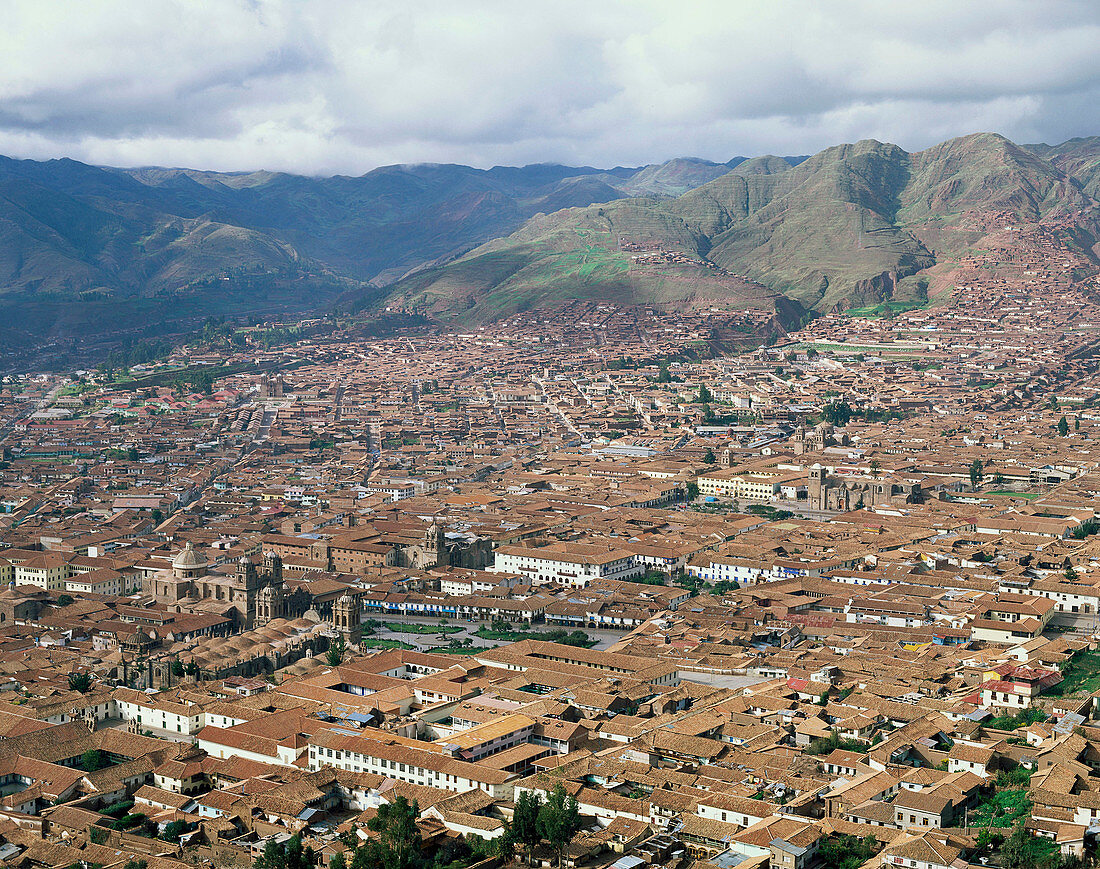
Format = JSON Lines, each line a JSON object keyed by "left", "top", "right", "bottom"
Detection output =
{"left": 2, "top": 0, "right": 1100, "bottom": 175}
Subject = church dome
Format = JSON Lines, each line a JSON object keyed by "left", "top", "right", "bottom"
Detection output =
{"left": 172, "top": 541, "right": 206, "bottom": 570}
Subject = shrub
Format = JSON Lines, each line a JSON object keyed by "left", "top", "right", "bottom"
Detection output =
{"left": 997, "top": 766, "right": 1032, "bottom": 787}
{"left": 113, "top": 813, "right": 145, "bottom": 830}
{"left": 100, "top": 799, "right": 134, "bottom": 818}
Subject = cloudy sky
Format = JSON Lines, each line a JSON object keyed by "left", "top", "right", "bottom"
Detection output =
{"left": 3, "top": 0, "right": 1100, "bottom": 175}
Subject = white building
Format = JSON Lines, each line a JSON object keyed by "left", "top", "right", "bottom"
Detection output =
{"left": 489, "top": 543, "right": 642, "bottom": 587}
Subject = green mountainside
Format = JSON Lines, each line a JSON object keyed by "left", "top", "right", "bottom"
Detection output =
{"left": 0, "top": 134, "right": 1098, "bottom": 340}
{"left": 0, "top": 155, "right": 751, "bottom": 337}
{"left": 1024, "top": 136, "right": 1100, "bottom": 199}
{"left": 383, "top": 133, "right": 1100, "bottom": 320}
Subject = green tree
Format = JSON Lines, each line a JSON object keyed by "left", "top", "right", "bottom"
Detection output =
{"left": 703, "top": 448, "right": 716, "bottom": 464}
{"left": 57, "top": 594, "right": 74, "bottom": 606}
{"left": 536, "top": 784, "right": 581, "bottom": 869}
{"left": 124, "top": 860, "right": 148, "bottom": 869}
{"left": 822, "top": 400, "right": 852, "bottom": 426}
{"left": 151, "top": 508, "right": 164, "bottom": 524}
{"left": 83, "top": 749, "right": 105, "bottom": 771}
{"left": 975, "top": 829, "right": 1004, "bottom": 855}
{"left": 327, "top": 637, "right": 346, "bottom": 666}
{"left": 329, "top": 853, "right": 347, "bottom": 869}
{"left": 184, "top": 660, "right": 200, "bottom": 676}
{"left": 685, "top": 481, "right": 699, "bottom": 500}
{"left": 255, "top": 837, "right": 285, "bottom": 869}
{"left": 817, "top": 835, "right": 877, "bottom": 869}
{"left": 869, "top": 459, "right": 880, "bottom": 478}
{"left": 1058, "top": 415, "right": 1069, "bottom": 436}
{"left": 254, "top": 833, "right": 315, "bottom": 869}
{"left": 1000, "top": 822, "right": 1034, "bottom": 869}
{"left": 367, "top": 796, "right": 421, "bottom": 869}
{"left": 970, "top": 459, "right": 985, "bottom": 489}
{"left": 697, "top": 384, "right": 713, "bottom": 404}
{"left": 513, "top": 790, "right": 543, "bottom": 865}
{"left": 286, "top": 833, "right": 315, "bottom": 869}
{"left": 656, "top": 364, "right": 672, "bottom": 383}
{"left": 171, "top": 660, "right": 185, "bottom": 677}
{"left": 493, "top": 828, "right": 518, "bottom": 864}
{"left": 162, "top": 819, "right": 191, "bottom": 842}
{"left": 68, "top": 672, "right": 92, "bottom": 693}
{"left": 1049, "top": 394, "right": 1059, "bottom": 411}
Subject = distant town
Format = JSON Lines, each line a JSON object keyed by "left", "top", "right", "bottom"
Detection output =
{"left": 3, "top": 212, "right": 1100, "bottom": 869}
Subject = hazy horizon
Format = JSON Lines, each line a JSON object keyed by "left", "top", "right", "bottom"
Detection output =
{"left": 4, "top": 0, "right": 1100, "bottom": 176}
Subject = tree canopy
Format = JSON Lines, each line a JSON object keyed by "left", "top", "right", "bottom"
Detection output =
{"left": 970, "top": 459, "right": 985, "bottom": 489}
{"left": 513, "top": 790, "right": 543, "bottom": 864}
{"left": 82, "top": 749, "right": 105, "bottom": 771}
{"left": 254, "top": 833, "right": 317, "bottom": 869}
{"left": 68, "top": 672, "right": 92, "bottom": 693}
{"left": 536, "top": 784, "right": 581, "bottom": 869}
{"left": 326, "top": 636, "right": 346, "bottom": 666}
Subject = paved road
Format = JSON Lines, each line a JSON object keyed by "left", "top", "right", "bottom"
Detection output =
{"left": 531, "top": 376, "right": 588, "bottom": 442}
{"left": 0, "top": 383, "right": 63, "bottom": 442}
{"left": 255, "top": 407, "right": 278, "bottom": 441}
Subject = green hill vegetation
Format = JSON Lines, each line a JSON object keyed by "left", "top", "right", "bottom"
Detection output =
{"left": 3, "top": 132, "right": 1100, "bottom": 337}
{"left": 381, "top": 133, "right": 1100, "bottom": 322}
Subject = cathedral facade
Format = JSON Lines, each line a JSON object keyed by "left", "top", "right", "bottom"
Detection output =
{"left": 148, "top": 542, "right": 306, "bottom": 629}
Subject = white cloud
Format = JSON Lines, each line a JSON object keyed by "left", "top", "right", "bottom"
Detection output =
{"left": 0, "top": 0, "right": 1098, "bottom": 174}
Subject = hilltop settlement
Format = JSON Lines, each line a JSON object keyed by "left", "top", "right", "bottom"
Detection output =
{"left": 6, "top": 216, "right": 1100, "bottom": 869}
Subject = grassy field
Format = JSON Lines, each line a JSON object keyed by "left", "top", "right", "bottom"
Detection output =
{"left": 804, "top": 342, "right": 930, "bottom": 356}
{"left": 1046, "top": 648, "right": 1100, "bottom": 696}
{"left": 987, "top": 708, "right": 1045, "bottom": 730}
{"left": 382, "top": 622, "right": 463, "bottom": 636}
{"left": 963, "top": 788, "right": 1031, "bottom": 828}
{"left": 845, "top": 299, "right": 931, "bottom": 318}
{"left": 986, "top": 491, "right": 1041, "bottom": 500}
{"left": 473, "top": 626, "right": 597, "bottom": 647}
{"left": 362, "top": 638, "right": 415, "bottom": 651}
{"left": 426, "top": 645, "right": 494, "bottom": 655}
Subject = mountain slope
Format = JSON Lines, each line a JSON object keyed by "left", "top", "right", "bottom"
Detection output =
{"left": 382, "top": 133, "right": 1100, "bottom": 319}
{"left": 1024, "top": 136, "right": 1100, "bottom": 199}
{"left": 0, "top": 134, "right": 1098, "bottom": 340}
{"left": 0, "top": 154, "right": 739, "bottom": 336}
{"left": 702, "top": 140, "right": 931, "bottom": 309}
{"left": 900, "top": 133, "right": 1091, "bottom": 221}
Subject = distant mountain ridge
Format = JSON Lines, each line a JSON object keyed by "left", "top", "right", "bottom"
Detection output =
{"left": 0, "top": 152, "right": 810, "bottom": 337}
{"left": 384, "top": 132, "right": 1100, "bottom": 320}
{"left": 0, "top": 134, "right": 1097, "bottom": 339}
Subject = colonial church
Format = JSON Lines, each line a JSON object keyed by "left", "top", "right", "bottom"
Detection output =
{"left": 147, "top": 542, "right": 308, "bottom": 630}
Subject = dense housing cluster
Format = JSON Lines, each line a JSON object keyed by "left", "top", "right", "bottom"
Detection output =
{"left": 3, "top": 217, "right": 1100, "bottom": 869}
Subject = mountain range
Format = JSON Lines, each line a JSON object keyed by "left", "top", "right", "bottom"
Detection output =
{"left": 2, "top": 132, "right": 1099, "bottom": 339}
{"left": 386, "top": 133, "right": 1100, "bottom": 325}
